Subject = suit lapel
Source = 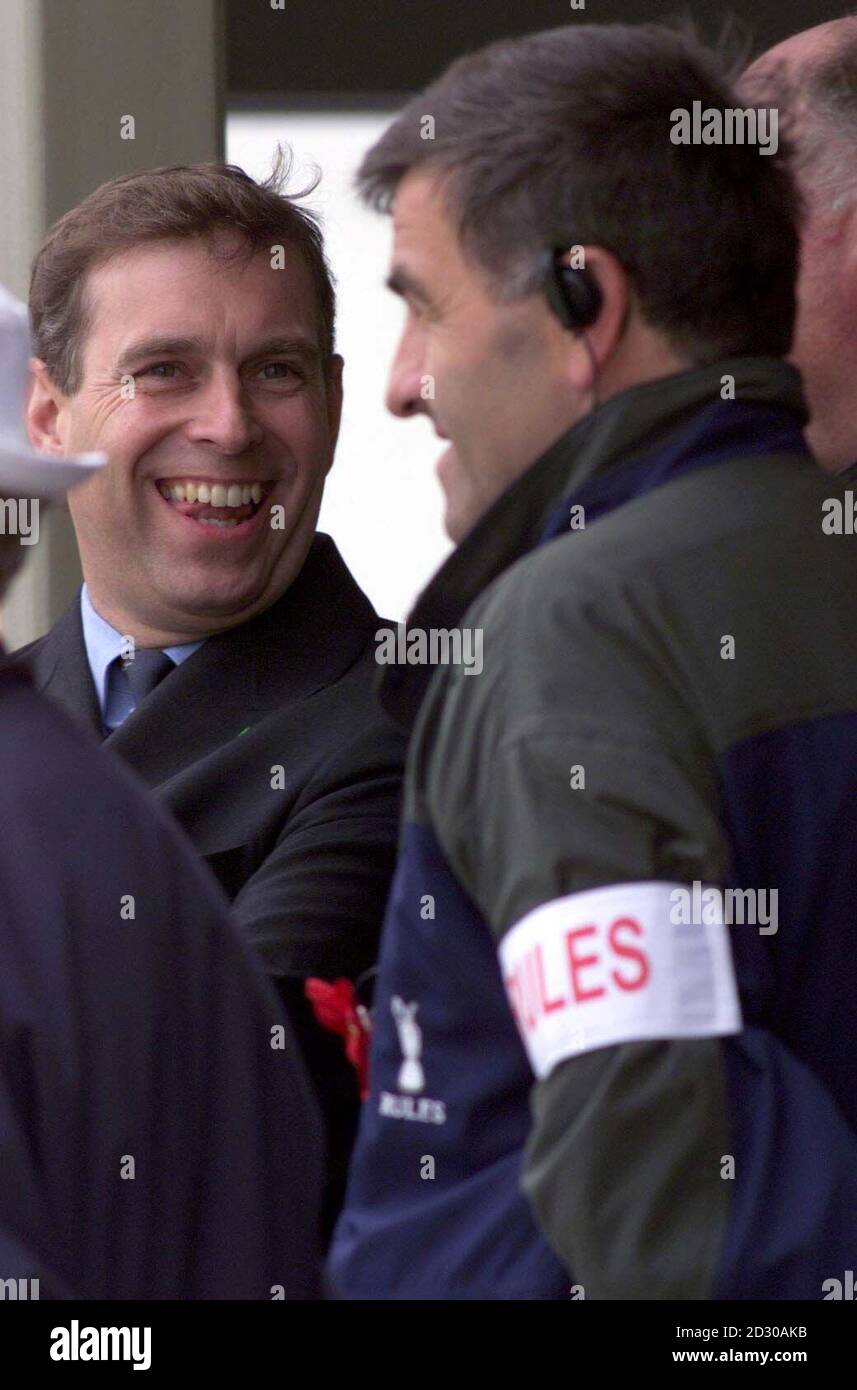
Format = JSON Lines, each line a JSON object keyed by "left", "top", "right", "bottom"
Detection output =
{"left": 104, "top": 631, "right": 251, "bottom": 784}
{"left": 20, "top": 593, "right": 104, "bottom": 739}
{"left": 105, "top": 534, "right": 378, "bottom": 787}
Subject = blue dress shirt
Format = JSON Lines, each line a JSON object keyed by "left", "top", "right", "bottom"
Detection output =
{"left": 80, "top": 585, "right": 204, "bottom": 732}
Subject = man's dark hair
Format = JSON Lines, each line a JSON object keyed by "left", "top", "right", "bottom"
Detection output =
{"left": 358, "top": 22, "right": 799, "bottom": 362}
{"left": 30, "top": 148, "right": 336, "bottom": 394}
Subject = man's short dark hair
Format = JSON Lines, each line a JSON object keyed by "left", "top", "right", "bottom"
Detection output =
{"left": 358, "top": 22, "right": 799, "bottom": 363}
{"left": 30, "top": 149, "right": 336, "bottom": 394}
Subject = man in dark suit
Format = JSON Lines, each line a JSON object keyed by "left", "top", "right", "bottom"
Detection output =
{"left": 16, "top": 160, "right": 407, "bottom": 1233}
{"left": 0, "top": 283, "right": 323, "bottom": 1298}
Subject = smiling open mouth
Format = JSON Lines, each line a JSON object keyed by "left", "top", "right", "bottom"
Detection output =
{"left": 156, "top": 478, "right": 274, "bottom": 529}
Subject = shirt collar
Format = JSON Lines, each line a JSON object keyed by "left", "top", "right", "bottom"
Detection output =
{"left": 377, "top": 355, "right": 807, "bottom": 727}
{"left": 80, "top": 585, "right": 205, "bottom": 716}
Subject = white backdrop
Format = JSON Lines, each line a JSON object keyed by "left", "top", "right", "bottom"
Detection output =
{"left": 227, "top": 111, "right": 453, "bottom": 623}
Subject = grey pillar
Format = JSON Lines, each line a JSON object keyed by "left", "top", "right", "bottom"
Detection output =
{"left": 1, "top": 0, "right": 224, "bottom": 650}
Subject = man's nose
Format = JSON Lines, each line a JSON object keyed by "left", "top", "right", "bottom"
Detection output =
{"left": 385, "top": 325, "right": 427, "bottom": 420}
{"left": 184, "top": 373, "right": 264, "bottom": 454}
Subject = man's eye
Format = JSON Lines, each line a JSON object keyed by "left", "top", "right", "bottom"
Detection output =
{"left": 258, "top": 362, "right": 297, "bottom": 380}
{"left": 138, "top": 362, "right": 179, "bottom": 380}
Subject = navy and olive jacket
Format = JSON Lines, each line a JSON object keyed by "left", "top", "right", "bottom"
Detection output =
{"left": 330, "top": 357, "right": 857, "bottom": 1300}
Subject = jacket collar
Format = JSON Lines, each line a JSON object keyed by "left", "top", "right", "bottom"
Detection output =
{"left": 378, "top": 356, "right": 808, "bottom": 727}
{"left": 17, "top": 533, "right": 378, "bottom": 782}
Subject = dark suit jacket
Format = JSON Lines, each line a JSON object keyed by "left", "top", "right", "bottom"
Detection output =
{"left": 0, "top": 660, "right": 324, "bottom": 1298}
{"left": 14, "top": 533, "right": 407, "bottom": 1236}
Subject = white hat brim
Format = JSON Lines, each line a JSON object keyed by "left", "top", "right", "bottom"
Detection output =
{"left": 0, "top": 445, "right": 106, "bottom": 500}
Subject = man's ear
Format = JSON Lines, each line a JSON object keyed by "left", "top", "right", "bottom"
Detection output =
{"left": 324, "top": 353, "right": 344, "bottom": 472}
{"left": 27, "top": 358, "right": 67, "bottom": 455}
{"left": 563, "top": 246, "right": 630, "bottom": 392}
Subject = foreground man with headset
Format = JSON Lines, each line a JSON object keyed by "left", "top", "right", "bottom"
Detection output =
{"left": 331, "top": 23, "right": 857, "bottom": 1299}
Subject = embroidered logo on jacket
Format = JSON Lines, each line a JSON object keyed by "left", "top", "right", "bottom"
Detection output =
{"left": 378, "top": 996, "right": 447, "bottom": 1125}
{"left": 391, "top": 995, "right": 425, "bottom": 1093}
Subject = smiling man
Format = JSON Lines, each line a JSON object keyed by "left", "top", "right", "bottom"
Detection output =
{"left": 332, "top": 23, "right": 857, "bottom": 1300}
{"left": 39, "top": 234, "right": 336, "bottom": 639}
{"left": 0, "top": 284, "right": 324, "bottom": 1301}
{"left": 16, "top": 160, "right": 407, "bottom": 1236}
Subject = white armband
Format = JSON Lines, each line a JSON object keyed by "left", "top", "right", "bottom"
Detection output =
{"left": 498, "top": 881, "right": 742, "bottom": 1079}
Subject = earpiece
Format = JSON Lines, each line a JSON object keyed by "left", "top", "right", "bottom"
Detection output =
{"left": 541, "top": 248, "right": 602, "bottom": 331}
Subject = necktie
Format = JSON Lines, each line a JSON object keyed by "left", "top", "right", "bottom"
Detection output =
{"left": 121, "top": 649, "right": 175, "bottom": 707}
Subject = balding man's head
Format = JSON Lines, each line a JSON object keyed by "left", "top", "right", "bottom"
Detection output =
{"left": 744, "top": 19, "right": 857, "bottom": 204}
{"left": 742, "top": 17, "right": 857, "bottom": 473}
{"left": 745, "top": 19, "right": 846, "bottom": 92}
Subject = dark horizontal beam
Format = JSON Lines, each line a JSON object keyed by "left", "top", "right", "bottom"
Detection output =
{"left": 226, "top": 0, "right": 838, "bottom": 98}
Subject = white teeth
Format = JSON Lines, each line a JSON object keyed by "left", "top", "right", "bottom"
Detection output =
{"left": 159, "top": 479, "right": 268, "bottom": 508}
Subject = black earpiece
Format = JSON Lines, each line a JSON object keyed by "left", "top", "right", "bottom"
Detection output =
{"left": 541, "top": 249, "right": 602, "bottom": 331}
